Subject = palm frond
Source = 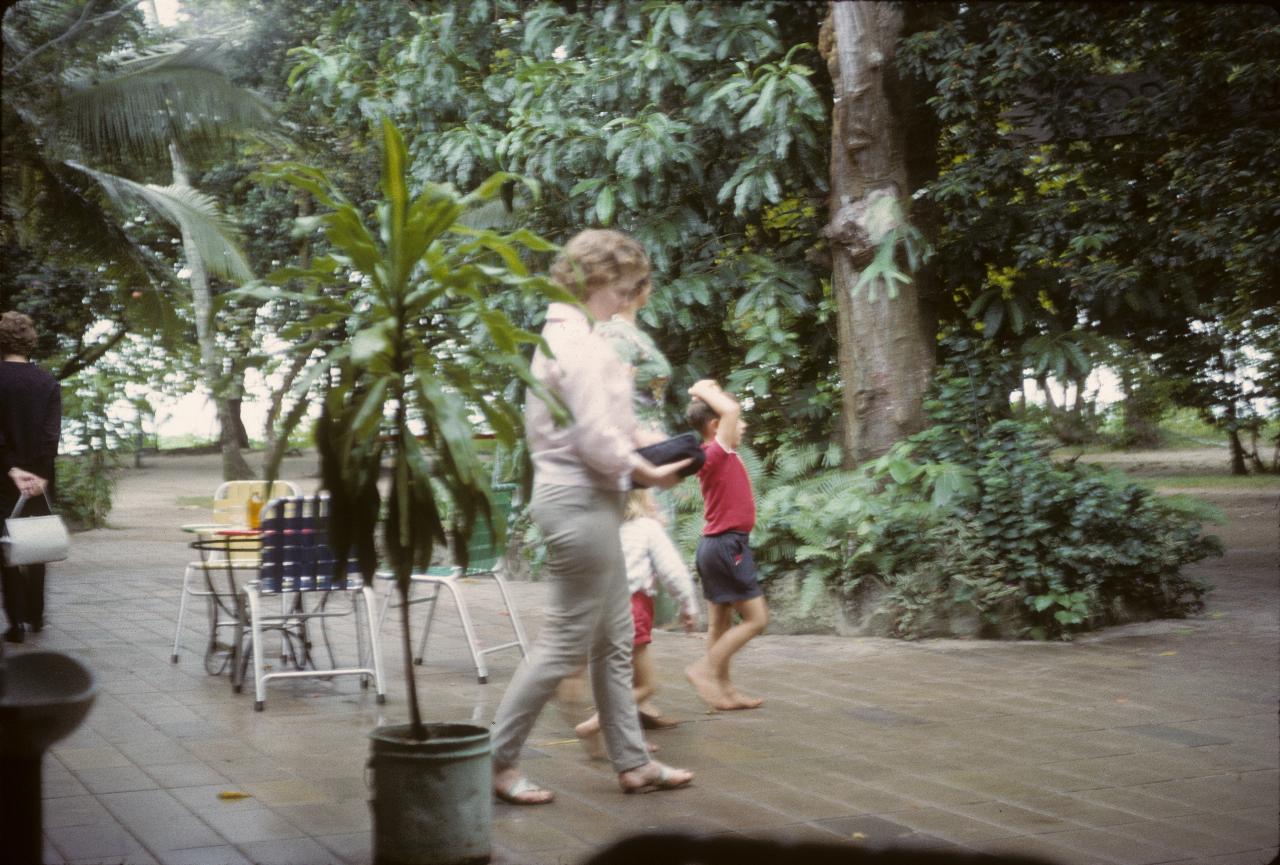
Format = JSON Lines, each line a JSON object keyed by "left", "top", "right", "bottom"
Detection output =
{"left": 69, "top": 160, "right": 253, "bottom": 282}
{"left": 55, "top": 45, "right": 274, "bottom": 167}
{"left": 3, "top": 114, "right": 160, "bottom": 289}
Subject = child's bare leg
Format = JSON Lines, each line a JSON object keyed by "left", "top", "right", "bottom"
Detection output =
{"left": 685, "top": 604, "right": 738, "bottom": 710}
{"left": 632, "top": 643, "right": 657, "bottom": 706}
{"left": 719, "top": 597, "right": 768, "bottom": 708}
{"left": 578, "top": 645, "right": 660, "bottom": 755}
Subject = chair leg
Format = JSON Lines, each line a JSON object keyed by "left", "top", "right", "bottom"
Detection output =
{"left": 413, "top": 583, "right": 443, "bottom": 665}
{"left": 246, "top": 589, "right": 267, "bottom": 711}
{"left": 489, "top": 572, "right": 530, "bottom": 658}
{"left": 361, "top": 585, "right": 387, "bottom": 704}
{"left": 171, "top": 564, "right": 195, "bottom": 663}
{"left": 438, "top": 578, "right": 489, "bottom": 684}
{"left": 354, "top": 590, "right": 367, "bottom": 688}
{"left": 230, "top": 593, "right": 245, "bottom": 694}
{"left": 279, "top": 592, "right": 290, "bottom": 663}
{"left": 377, "top": 577, "right": 408, "bottom": 634}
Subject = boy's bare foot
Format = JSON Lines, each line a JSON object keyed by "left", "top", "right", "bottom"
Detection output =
{"left": 685, "top": 661, "right": 739, "bottom": 711}
{"left": 726, "top": 688, "right": 764, "bottom": 710}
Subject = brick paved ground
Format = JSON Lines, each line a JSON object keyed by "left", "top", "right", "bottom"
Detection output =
{"left": 7, "top": 452, "right": 1277, "bottom": 865}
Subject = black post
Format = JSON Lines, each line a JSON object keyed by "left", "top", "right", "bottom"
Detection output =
{"left": 0, "top": 755, "right": 43, "bottom": 865}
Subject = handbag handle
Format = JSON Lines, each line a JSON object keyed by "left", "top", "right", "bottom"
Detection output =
{"left": 10, "top": 490, "right": 55, "bottom": 519}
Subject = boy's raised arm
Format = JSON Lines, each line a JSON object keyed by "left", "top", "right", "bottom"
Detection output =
{"left": 688, "top": 379, "right": 741, "bottom": 451}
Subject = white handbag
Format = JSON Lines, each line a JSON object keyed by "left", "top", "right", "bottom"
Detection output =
{"left": 1, "top": 492, "right": 70, "bottom": 566}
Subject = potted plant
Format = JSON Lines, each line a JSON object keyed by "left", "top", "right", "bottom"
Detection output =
{"left": 255, "top": 119, "right": 567, "bottom": 865}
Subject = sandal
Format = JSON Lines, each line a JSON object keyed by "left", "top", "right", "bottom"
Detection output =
{"left": 495, "top": 775, "right": 555, "bottom": 805}
{"left": 619, "top": 762, "right": 694, "bottom": 795}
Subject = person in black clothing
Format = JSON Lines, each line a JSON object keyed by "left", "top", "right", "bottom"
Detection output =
{"left": 0, "top": 311, "right": 62, "bottom": 643}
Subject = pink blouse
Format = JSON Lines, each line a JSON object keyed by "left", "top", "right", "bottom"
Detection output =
{"left": 525, "top": 303, "right": 643, "bottom": 491}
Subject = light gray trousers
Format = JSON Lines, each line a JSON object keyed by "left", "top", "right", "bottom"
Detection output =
{"left": 491, "top": 483, "right": 649, "bottom": 774}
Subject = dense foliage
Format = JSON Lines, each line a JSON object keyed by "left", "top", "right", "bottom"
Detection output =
{"left": 280, "top": 0, "right": 836, "bottom": 450}
{"left": 745, "top": 343, "right": 1222, "bottom": 639}
{"left": 898, "top": 2, "right": 1279, "bottom": 464}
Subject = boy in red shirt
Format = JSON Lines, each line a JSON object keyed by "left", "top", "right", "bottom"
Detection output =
{"left": 683, "top": 379, "right": 769, "bottom": 711}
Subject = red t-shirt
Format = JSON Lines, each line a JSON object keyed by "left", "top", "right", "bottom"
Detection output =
{"left": 697, "top": 439, "right": 756, "bottom": 536}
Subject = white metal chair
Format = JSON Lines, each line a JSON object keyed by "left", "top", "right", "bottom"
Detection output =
{"left": 171, "top": 480, "right": 300, "bottom": 668}
{"left": 377, "top": 486, "right": 528, "bottom": 684}
{"left": 234, "top": 494, "right": 385, "bottom": 711}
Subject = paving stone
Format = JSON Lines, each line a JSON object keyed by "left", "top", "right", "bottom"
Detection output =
{"left": 1041, "top": 826, "right": 1197, "bottom": 865}
{"left": 1008, "top": 793, "right": 1145, "bottom": 828}
{"left": 966, "top": 833, "right": 1084, "bottom": 865}
{"left": 950, "top": 800, "right": 1085, "bottom": 835}
{"left": 198, "top": 806, "right": 305, "bottom": 844}
{"left": 72, "top": 765, "right": 161, "bottom": 795}
{"left": 1121, "top": 724, "right": 1234, "bottom": 747}
{"left": 43, "top": 794, "right": 115, "bottom": 829}
{"left": 53, "top": 746, "right": 135, "bottom": 771}
{"left": 315, "top": 832, "right": 373, "bottom": 865}
{"left": 97, "top": 789, "right": 225, "bottom": 851}
{"left": 235, "top": 837, "right": 345, "bottom": 865}
{"left": 1201, "top": 849, "right": 1279, "bottom": 865}
{"left": 140, "top": 762, "right": 229, "bottom": 789}
{"left": 46, "top": 821, "right": 149, "bottom": 861}
{"left": 154, "top": 845, "right": 255, "bottom": 865}
{"left": 1136, "top": 771, "right": 1279, "bottom": 813}
{"left": 885, "top": 806, "right": 1019, "bottom": 845}
{"left": 812, "top": 814, "right": 949, "bottom": 849}
{"left": 1110, "top": 817, "right": 1261, "bottom": 858}
{"left": 1071, "top": 786, "right": 1200, "bottom": 820}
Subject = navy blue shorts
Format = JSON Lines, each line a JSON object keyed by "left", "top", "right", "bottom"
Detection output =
{"left": 695, "top": 531, "right": 762, "bottom": 604}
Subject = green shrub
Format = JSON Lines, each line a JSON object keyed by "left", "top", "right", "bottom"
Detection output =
{"left": 55, "top": 452, "right": 117, "bottom": 530}
{"left": 749, "top": 348, "right": 1222, "bottom": 639}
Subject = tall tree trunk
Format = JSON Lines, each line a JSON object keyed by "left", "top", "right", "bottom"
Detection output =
{"left": 821, "top": 1, "right": 932, "bottom": 468}
{"left": 1227, "top": 428, "right": 1248, "bottom": 476}
{"left": 170, "top": 142, "right": 254, "bottom": 480}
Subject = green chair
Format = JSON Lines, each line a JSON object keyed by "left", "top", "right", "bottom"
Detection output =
{"left": 376, "top": 487, "right": 529, "bottom": 683}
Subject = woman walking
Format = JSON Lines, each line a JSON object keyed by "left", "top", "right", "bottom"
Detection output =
{"left": 0, "top": 311, "right": 62, "bottom": 643}
{"left": 491, "top": 229, "right": 695, "bottom": 805}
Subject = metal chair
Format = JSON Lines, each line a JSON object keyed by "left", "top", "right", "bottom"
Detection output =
{"left": 171, "top": 480, "right": 300, "bottom": 667}
{"left": 234, "top": 494, "right": 385, "bottom": 711}
{"left": 377, "top": 486, "right": 529, "bottom": 684}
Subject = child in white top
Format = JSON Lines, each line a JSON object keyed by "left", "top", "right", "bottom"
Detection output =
{"left": 575, "top": 489, "right": 699, "bottom": 755}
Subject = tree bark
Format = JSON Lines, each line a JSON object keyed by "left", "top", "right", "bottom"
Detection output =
{"left": 170, "top": 142, "right": 254, "bottom": 481}
{"left": 1227, "top": 428, "right": 1248, "bottom": 476}
{"left": 821, "top": 1, "right": 932, "bottom": 468}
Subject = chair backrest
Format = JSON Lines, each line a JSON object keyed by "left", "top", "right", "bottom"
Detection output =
{"left": 258, "top": 494, "right": 361, "bottom": 593}
{"left": 212, "top": 480, "right": 301, "bottom": 525}
{"left": 456, "top": 486, "right": 514, "bottom": 574}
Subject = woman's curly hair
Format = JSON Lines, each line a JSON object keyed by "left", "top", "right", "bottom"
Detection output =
{"left": 0, "top": 311, "right": 38, "bottom": 356}
{"left": 550, "top": 229, "right": 651, "bottom": 302}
